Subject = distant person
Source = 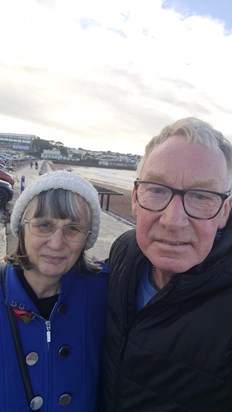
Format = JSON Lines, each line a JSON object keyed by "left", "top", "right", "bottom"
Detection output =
{"left": 104, "top": 117, "right": 232, "bottom": 411}
{"left": 30, "top": 161, "right": 33, "bottom": 168}
{"left": 0, "top": 170, "right": 108, "bottom": 411}
{"left": 35, "top": 161, "right": 38, "bottom": 170}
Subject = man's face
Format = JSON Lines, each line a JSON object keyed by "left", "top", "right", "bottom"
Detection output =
{"left": 132, "top": 135, "right": 232, "bottom": 280}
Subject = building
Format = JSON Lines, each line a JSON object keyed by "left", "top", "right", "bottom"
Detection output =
{"left": 0, "top": 133, "right": 38, "bottom": 151}
{"left": 41, "top": 148, "right": 63, "bottom": 160}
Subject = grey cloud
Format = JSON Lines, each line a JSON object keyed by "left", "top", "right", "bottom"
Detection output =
{"left": 79, "top": 18, "right": 101, "bottom": 30}
{"left": 0, "top": 62, "right": 230, "bottom": 150}
{"left": 107, "top": 27, "right": 127, "bottom": 38}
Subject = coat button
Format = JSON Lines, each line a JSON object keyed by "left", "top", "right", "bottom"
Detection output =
{"left": 57, "top": 303, "right": 68, "bottom": 315}
{"left": 59, "top": 345, "right": 70, "bottom": 358}
{"left": 30, "top": 395, "right": 44, "bottom": 410}
{"left": 59, "top": 393, "right": 72, "bottom": 406}
{"left": 26, "top": 352, "right": 39, "bottom": 366}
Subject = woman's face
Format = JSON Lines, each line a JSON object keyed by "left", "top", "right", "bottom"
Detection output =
{"left": 23, "top": 199, "right": 88, "bottom": 282}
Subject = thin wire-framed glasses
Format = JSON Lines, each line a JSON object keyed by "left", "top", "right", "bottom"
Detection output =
{"left": 24, "top": 218, "right": 91, "bottom": 242}
{"left": 134, "top": 180, "right": 230, "bottom": 220}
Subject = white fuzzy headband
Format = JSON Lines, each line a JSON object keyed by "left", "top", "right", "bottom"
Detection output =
{"left": 10, "top": 170, "right": 101, "bottom": 250}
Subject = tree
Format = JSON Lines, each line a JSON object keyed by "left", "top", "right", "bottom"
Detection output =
{"left": 31, "top": 137, "right": 53, "bottom": 155}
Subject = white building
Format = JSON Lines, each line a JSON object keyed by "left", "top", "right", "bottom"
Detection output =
{"left": 41, "top": 148, "right": 63, "bottom": 160}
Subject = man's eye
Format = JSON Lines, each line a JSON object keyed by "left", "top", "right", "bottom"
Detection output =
{"left": 190, "top": 192, "right": 211, "bottom": 201}
{"left": 153, "top": 187, "right": 166, "bottom": 194}
{"left": 147, "top": 186, "right": 168, "bottom": 195}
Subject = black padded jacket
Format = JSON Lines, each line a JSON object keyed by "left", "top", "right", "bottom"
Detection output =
{"left": 104, "top": 217, "right": 232, "bottom": 411}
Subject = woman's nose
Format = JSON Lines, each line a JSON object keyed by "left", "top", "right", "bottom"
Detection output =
{"left": 47, "top": 228, "right": 66, "bottom": 247}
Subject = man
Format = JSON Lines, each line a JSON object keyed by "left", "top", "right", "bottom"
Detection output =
{"left": 104, "top": 117, "right": 232, "bottom": 411}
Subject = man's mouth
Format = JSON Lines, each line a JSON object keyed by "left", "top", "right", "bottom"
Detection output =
{"left": 156, "top": 239, "right": 188, "bottom": 246}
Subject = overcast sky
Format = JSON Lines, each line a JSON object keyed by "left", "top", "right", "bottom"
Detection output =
{"left": 0, "top": 0, "right": 232, "bottom": 155}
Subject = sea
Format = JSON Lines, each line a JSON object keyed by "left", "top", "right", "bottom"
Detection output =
{"left": 67, "top": 166, "right": 136, "bottom": 191}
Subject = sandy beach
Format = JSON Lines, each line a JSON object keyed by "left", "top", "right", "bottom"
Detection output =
{"left": 50, "top": 163, "right": 136, "bottom": 225}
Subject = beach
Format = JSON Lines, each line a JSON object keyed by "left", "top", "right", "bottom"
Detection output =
{"left": 50, "top": 163, "right": 136, "bottom": 225}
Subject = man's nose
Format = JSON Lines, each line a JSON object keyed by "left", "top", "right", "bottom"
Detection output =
{"left": 159, "top": 195, "right": 189, "bottom": 227}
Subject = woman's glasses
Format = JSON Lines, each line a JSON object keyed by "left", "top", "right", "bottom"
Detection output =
{"left": 24, "top": 218, "right": 91, "bottom": 242}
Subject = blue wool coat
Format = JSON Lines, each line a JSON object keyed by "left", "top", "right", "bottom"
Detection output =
{"left": 0, "top": 262, "right": 108, "bottom": 412}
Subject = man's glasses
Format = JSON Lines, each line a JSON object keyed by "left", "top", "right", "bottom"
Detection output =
{"left": 24, "top": 218, "right": 90, "bottom": 242}
{"left": 134, "top": 180, "right": 230, "bottom": 220}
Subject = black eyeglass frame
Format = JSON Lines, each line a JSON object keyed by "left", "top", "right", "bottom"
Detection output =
{"left": 134, "top": 179, "right": 230, "bottom": 220}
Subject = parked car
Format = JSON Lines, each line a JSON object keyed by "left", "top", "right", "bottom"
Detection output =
{"left": 0, "top": 169, "right": 14, "bottom": 186}
{"left": 0, "top": 179, "right": 14, "bottom": 207}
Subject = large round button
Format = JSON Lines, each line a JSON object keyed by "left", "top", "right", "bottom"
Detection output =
{"left": 59, "top": 393, "right": 72, "bottom": 406}
{"left": 30, "top": 396, "right": 43, "bottom": 410}
{"left": 57, "top": 303, "right": 68, "bottom": 315}
{"left": 59, "top": 345, "right": 70, "bottom": 358}
{"left": 26, "top": 352, "right": 39, "bottom": 366}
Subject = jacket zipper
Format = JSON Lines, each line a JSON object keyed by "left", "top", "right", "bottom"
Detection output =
{"left": 44, "top": 301, "right": 59, "bottom": 344}
{"left": 45, "top": 320, "right": 51, "bottom": 343}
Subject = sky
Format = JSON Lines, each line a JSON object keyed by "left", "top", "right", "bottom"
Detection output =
{"left": 0, "top": 0, "right": 232, "bottom": 155}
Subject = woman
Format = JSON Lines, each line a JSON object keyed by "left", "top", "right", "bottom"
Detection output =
{"left": 0, "top": 170, "right": 108, "bottom": 412}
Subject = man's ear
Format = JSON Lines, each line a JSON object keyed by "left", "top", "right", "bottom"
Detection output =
{"left": 131, "top": 185, "right": 138, "bottom": 218}
{"left": 218, "top": 197, "right": 232, "bottom": 229}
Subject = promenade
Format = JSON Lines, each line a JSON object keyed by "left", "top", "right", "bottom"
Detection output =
{"left": 0, "top": 161, "right": 134, "bottom": 261}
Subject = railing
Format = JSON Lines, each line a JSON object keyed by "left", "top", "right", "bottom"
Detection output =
{"left": 94, "top": 185, "right": 123, "bottom": 211}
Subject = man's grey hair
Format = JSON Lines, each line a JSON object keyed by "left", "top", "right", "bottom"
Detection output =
{"left": 137, "top": 117, "right": 232, "bottom": 185}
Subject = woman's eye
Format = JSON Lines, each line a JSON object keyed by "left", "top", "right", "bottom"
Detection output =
{"left": 35, "top": 221, "right": 54, "bottom": 231}
{"left": 66, "top": 225, "right": 80, "bottom": 233}
{"left": 40, "top": 222, "right": 52, "bottom": 228}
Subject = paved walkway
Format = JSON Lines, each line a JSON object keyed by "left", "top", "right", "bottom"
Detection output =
{"left": 0, "top": 161, "right": 134, "bottom": 261}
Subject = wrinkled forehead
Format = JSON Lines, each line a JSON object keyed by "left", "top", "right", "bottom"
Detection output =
{"left": 140, "top": 137, "right": 230, "bottom": 190}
